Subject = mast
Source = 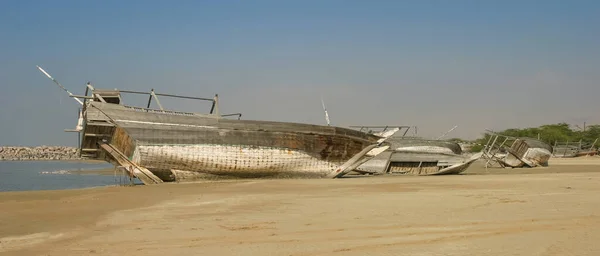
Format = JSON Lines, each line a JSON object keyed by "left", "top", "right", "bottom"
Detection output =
{"left": 36, "top": 65, "right": 83, "bottom": 105}
{"left": 436, "top": 125, "right": 458, "bottom": 140}
{"left": 321, "top": 95, "right": 331, "bottom": 126}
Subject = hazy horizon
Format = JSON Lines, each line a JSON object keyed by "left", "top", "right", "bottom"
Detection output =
{"left": 1, "top": 0, "right": 599, "bottom": 146}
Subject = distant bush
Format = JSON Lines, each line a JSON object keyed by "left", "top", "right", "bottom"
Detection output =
{"left": 469, "top": 144, "right": 485, "bottom": 153}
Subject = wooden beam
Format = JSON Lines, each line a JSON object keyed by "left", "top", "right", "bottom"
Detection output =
{"left": 93, "top": 93, "right": 107, "bottom": 103}
{"left": 86, "top": 122, "right": 115, "bottom": 127}
{"left": 99, "top": 143, "right": 163, "bottom": 185}
{"left": 84, "top": 133, "right": 111, "bottom": 137}
{"left": 70, "top": 95, "right": 95, "bottom": 99}
{"left": 119, "top": 90, "right": 214, "bottom": 101}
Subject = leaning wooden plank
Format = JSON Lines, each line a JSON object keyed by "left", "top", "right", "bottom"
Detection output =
{"left": 327, "top": 128, "right": 399, "bottom": 178}
{"left": 99, "top": 143, "right": 163, "bottom": 185}
{"left": 100, "top": 144, "right": 163, "bottom": 184}
{"left": 104, "top": 143, "right": 163, "bottom": 184}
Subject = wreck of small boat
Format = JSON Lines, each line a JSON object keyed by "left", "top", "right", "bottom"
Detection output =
{"left": 552, "top": 139, "right": 598, "bottom": 158}
{"left": 482, "top": 131, "right": 553, "bottom": 168}
{"left": 37, "top": 66, "right": 398, "bottom": 184}
{"left": 348, "top": 126, "right": 482, "bottom": 176}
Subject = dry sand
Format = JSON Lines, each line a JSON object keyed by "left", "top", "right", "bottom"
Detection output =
{"left": 1, "top": 157, "right": 600, "bottom": 255}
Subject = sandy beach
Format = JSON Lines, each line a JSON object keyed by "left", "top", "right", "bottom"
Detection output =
{"left": 1, "top": 157, "right": 600, "bottom": 255}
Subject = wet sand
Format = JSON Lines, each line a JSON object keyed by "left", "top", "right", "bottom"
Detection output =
{"left": 1, "top": 158, "right": 600, "bottom": 255}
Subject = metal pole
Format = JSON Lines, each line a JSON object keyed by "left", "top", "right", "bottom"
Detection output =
{"left": 146, "top": 89, "right": 153, "bottom": 108}
{"left": 209, "top": 99, "right": 216, "bottom": 114}
{"left": 36, "top": 65, "right": 83, "bottom": 105}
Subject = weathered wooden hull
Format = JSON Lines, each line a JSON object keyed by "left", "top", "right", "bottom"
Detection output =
{"left": 82, "top": 102, "right": 385, "bottom": 181}
{"left": 497, "top": 139, "right": 552, "bottom": 167}
{"left": 356, "top": 151, "right": 477, "bottom": 175}
{"left": 133, "top": 144, "right": 343, "bottom": 179}
{"left": 354, "top": 138, "right": 478, "bottom": 176}
{"left": 388, "top": 137, "right": 463, "bottom": 155}
{"left": 499, "top": 148, "right": 552, "bottom": 167}
{"left": 430, "top": 152, "right": 482, "bottom": 175}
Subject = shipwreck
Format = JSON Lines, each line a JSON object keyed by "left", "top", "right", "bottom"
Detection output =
{"left": 37, "top": 66, "right": 399, "bottom": 184}
{"left": 552, "top": 139, "right": 598, "bottom": 158}
{"left": 348, "top": 126, "right": 482, "bottom": 176}
{"left": 481, "top": 131, "right": 553, "bottom": 168}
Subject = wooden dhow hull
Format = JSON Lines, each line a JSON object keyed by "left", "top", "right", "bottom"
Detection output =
{"left": 82, "top": 102, "right": 391, "bottom": 182}
{"left": 497, "top": 139, "right": 552, "bottom": 168}
{"left": 354, "top": 138, "right": 479, "bottom": 176}
{"left": 34, "top": 66, "right": 395, "bottom": 183}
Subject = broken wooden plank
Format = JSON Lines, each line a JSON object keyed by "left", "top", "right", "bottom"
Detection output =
{"left": 84, "top": 133, "right": 112, "bottom": 137}
{"left": 99, "top": 143, "right": 163, "bottom": 185}
{"left": 86, "top": 122, "right": 115, "bottom": 127}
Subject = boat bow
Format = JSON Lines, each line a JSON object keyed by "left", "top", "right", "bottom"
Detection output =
{"left": 327, "top": 127, "right": 400, "bottom": 178}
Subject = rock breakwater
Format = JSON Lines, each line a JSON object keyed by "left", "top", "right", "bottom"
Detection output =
{"left": 0, "top": 146, "right": 80, "bottom": 161}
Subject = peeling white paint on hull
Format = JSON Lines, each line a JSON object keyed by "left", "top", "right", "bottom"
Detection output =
{"left": 522, "top": 148, "right": 552, "bottom": 166}
{"left": 131, "top": 144, "right": 342, "bottom": 180}
{"left": 502, "top": 148, "right": 551, "bottom": 167}
{"left": 430, "top": 152, "right": 483, "bottom": 175}
{"left": 394, "top": 146, "right": 456, "bottom": 154}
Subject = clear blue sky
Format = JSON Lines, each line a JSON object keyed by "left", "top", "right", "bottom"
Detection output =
{"left": 1, "top": 0, "right": 599, "bottom": 146}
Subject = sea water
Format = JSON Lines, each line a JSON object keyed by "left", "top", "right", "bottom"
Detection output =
{"left": 0, "top": 161, "right": 117, "bottom": 192}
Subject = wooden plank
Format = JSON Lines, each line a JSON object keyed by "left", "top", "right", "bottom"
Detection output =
{"left": 150, "top": 90, "right": 164, "bottom": 110}
{"left": 93, "top": 93, "right": 107, "bottom": 103}
{"left": 84, "top": 133, "right": 111, "bottom": 137}
{"left": 99, "top": 143, "right": 163, "bottom": 185}
{"left": 86, "top": 122, "right": 115, "bottom": 127}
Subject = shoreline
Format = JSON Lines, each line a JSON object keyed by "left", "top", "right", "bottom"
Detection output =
{"left": 2, "top": 167, "right": 600, "bottom": 255}
{"left": 1, "top": 158, "right": 599, "bottom": 193}
{"left": 0, "top": 159, "right": 104, "bottom": 163}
